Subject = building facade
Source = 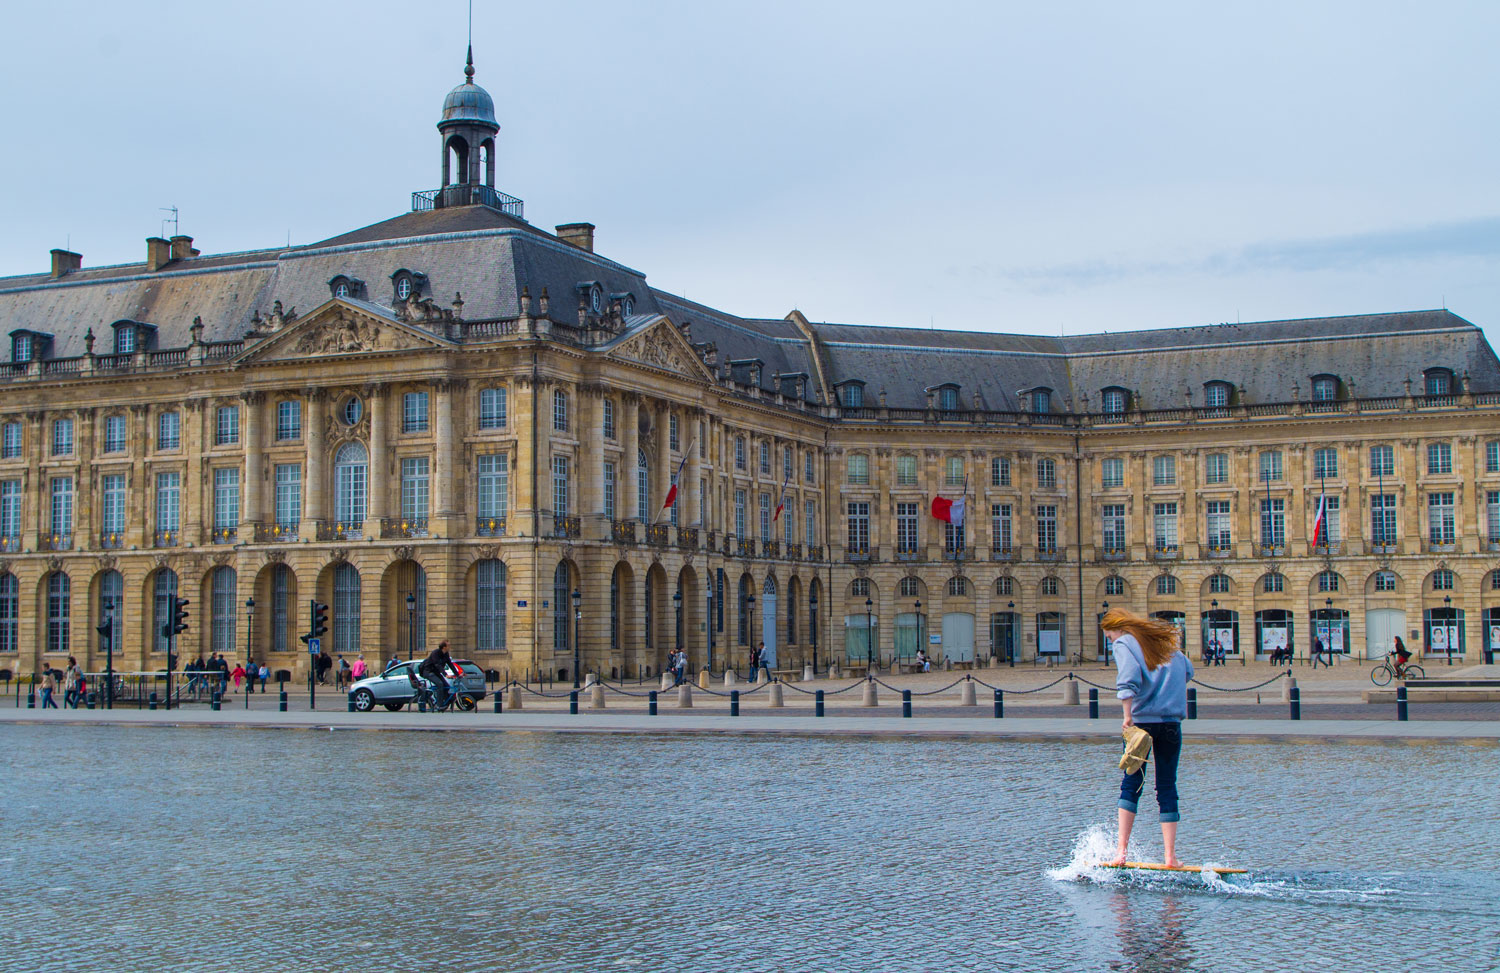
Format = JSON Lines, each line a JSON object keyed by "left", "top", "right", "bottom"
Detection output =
{"left": 3, "top": 56, "right": 1499, "bottom": 680}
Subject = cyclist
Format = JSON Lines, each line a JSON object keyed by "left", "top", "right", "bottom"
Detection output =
{"left": 418, "top": 640, "right": 458, "bottom": 711}
{"left": 1392, "top": 636, "right": 1412, "bottom": 676}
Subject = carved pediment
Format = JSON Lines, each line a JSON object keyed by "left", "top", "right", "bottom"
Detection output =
{"left": 235, "top": 299, "right": 452, "bottom": 365}
{"left": 603, "top": 316, "right": 717, "bottom": 383}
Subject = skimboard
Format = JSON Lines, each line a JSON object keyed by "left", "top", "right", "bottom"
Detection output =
{"left": 1101, "top": 862, "right": 1247, "bottom": 875}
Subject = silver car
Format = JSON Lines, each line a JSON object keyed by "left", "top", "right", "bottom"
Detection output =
{"left": 348, "top": 659, "right": 488, "bottom": 712}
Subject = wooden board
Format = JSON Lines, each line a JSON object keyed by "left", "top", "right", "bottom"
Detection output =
{"left": 1101, "top": 862, "right": 1247, "bottom": 875}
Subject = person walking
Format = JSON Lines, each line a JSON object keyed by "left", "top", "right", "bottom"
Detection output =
{"left": 258, "top": 663, "right": 270, "bottom": 692}
{"left": 231, "top": 663, "right": 245, "bottom": 693}
{"left": 1311, "top": 636, "right": 1326, "bottom": 670}
{"left": 351, "top": 655, "right": 367, "bottom": 682}
{"left": 337, "top": 655, "right": 351, "bottom": 689}
{"left": 217, "top": 653, "right": 231, "bottom": 695}
{"left": 40, "top": 668, "right": 59, "bottom": 709}
{"left": 1102, "top": 608, "right": 1193, "bottom": 869}
{"left": 63, "top": 657, "right": 83, "bottom": 708}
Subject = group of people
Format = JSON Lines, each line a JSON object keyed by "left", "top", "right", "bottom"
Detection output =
{"left": 36, "top": 658, "right": 88, "bottom": 709}
{"left": 667, "top": 649, "right": 690, "bottom": 685}
{"left": 746, "top": 641, "right": 768, "bottom": 676}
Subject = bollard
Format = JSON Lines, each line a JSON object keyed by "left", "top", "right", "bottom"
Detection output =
{"left": 660, "top": 672, "right": 674, "bottom": 692}
{"left": 677, "top": 683, "right": 693, "bottom": 709}
{"left": 698, "top": 669, "right": 710, "bottom": 690}
{"left": 724, "top": 670, "right": 738, "bottom": 687}
{"left": 1088, "top": 687, "right": 1098, "bottom": 720}
{"left": 493, "top": 692, "right": 503, "bottom": 714}
{"left": 346, "top": 691, "right": 355, "bottom": 713}
{"left": 1289, "top": 685, "right": 1301, "bottom": 721}
{"left": 730, "top": 689, "right": 740, "bottom": 716}
{"left": 815, "top": 689, "right": 825, "bottom": 717}
{"left": 1186, "top": 687, "right": 1197, "bottom": 720}
{"left": 1396, "top": 684, "right": 1408, "bottom": 722}
{"left": 569, "top": 690, "right": 579, "bottom": 715}
{"left": 759, "top": 667, "right": 770, "bottom": 684}
{"left": 768, "top": 682, "right": 784, "bottom": 708}
{"left": 862, "top": 678, "right": 878, "bottom": 708}
{"left": 211, "top": 691, "right": 221, "bottom": 712}
{"left": 1063, "top": 678, "right": 1079, "bottom": 705}
{"left": 507, "top": 685, "right": 522, "bottom": 711}
{"left": 86, "top": 692, "right": 96, "bottom": 710}
{"left": 648, "top": 690, "right": 658, "bottom": 716}
{"left": 960, "top": 679, "right": 976, "bottom": 707}
{"left": 149, "top": 691, "right": 158, "bottom": 711}
{"left": 993, "top": 688, "right": 1004, "bottom": 719}
{"left": 279, "top": 690, "right": 288, "bottom": 712}
{"left": 902, "top": 689, "right": 912, "bottom": 718}
{"left": 27, "top": 689, "right": 35, "bottom": 709}
{"left": 1281, "top": 675, "right": 1296, "bottom": 703}
{"left": 803, "top": 664, "right": 814, "bottom": 682}
{"left": 591, "top": 684, "right": 605, "bottom": 710}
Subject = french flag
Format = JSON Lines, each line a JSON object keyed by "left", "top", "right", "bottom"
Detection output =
{"left": 931, "top": 494, "right": 966, "bottom": 527}
{"left": 1311, "top": 494, "right": 1327, "bottom": 545}
{"left": 662, "top": 449, "right": 691, "bottom": 511}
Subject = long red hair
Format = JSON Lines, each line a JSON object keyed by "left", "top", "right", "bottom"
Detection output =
{"left": 1101, "top": 608, "right": 1179, "bottom": 671}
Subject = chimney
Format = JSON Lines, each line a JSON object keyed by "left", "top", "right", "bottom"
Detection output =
{"left": 169, "top": 235, "right": 197, "bottom": 261}
{"left": 146, "top": 237, "right": 172, "bottom": 272}
{"left": 49, "top": 249, "right": 82, "bottom": 278}
{"left": 555, "top": 223, "right": 595, "bottom": 252}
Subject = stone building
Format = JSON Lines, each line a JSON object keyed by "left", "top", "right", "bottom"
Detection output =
{"left": 2, "top": 53, "right": 1499, "bottom": 681}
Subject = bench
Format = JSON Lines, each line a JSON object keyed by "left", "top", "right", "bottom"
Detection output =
{"left": 841, "top": 664, "right": 869, "bottom": 678}
{"left": 769, "top": 668, "right": 800, "bottom": 683}
{"left": 895, "top": 661, "right": 929, "bottom": 674}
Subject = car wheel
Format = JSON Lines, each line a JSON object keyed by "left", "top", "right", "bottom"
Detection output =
{"left": 383, "top": 701, "right": 405, "bottom": 711}
{"left": 352, "top": 689, "right": 376, "bottom": 712}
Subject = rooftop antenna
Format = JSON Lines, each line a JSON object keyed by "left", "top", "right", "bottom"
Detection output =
{"left": 466, "top": 0, "right": 474, "bottom": 81}
{"left": 159, "top": 206, "right": 178, "bottom": 239}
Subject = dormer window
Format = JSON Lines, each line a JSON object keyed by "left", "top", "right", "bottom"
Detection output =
{"left": 14, "top": 333, "right": 32, "bottom": 362}
{"left": 328, "top": 275, "right": 364, "bottom": 300}
{"left": 10, "top": 329, "right": 53, "bottom": 364}
{"left": 116, "top": 328, "right": 135, "bottom": 354}
{"left": 390, "top": 269, "right": 428, "bottom": 303}
{"left": 1203, "top": 382, "right": 1231, "bottom": 408}
{"left": 576, "top": 282, "right": 605, "bottom": 314}
{"left": 611, "top": 292, "right": 637, "bottom": 316}
{"left": 930, "top": 384, "right": 959, "bottom": 411}
{"left": 1101, "top": 387, "right": 1127, "bottom": 414}
{"left": 109, "top": 321, "right": 156, "bottom": 355}
{"left": 1031, "top": 388, "right": 1052, "bottom": 414}
{"left": 839, "top": 383, "right": 864, "bottom": 408}
{"left": 1311, "top": 375, "right": 1338, "bottom": 401}
{"left": 1424, "top": 368, "right": 1454, "bottom": 396}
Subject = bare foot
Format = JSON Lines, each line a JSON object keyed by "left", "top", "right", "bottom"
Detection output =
{"left": 1107, "top": 852, "right": 1128, "bottom": 866}
{"left": 1163, "top": 857, "right": 1184, "bottom": 869}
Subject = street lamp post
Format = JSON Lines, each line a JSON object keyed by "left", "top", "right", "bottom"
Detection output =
{"left": 245, "top": 596, "right": 255, "bottom": 696}
{"left": 914, "top": 598, "right": 922, "bottom": 666}
{"left": 1443, "top": 594, "right": 1453, "bottom": 666}
{"left": 747, "top": 592, "right": 756, "bottom": 677}
{"left": 673, "top": 589, "right": 683, "bottom": 658}
{"left": 103, "top": 597, "right": 115, "bottom": 710}
{"left": 1007, "top": 600, "right": 1015, "bottom": 666}
{"left": 572, "top": 589, "right": 582, "bottom": 688}
{"left": 1322, "top": 596, "right": 1333, "bottom": 666}
{"left": 707, "top": 591, "right": 715, "bottom": 674}
{"left": 1101, "top": 601, "right": 1109, "bottom": 662}
{"left": 405, "top": 592, "right": 415, "bottom": 663}
{"left": 809, "top": 591, "right": 819, "bottom": 675}
{"left": 1209, "top": 598, "right": 1219, "bottom": 665}
{"left": 865, "top": 596, "right": 874, "bottom": 672}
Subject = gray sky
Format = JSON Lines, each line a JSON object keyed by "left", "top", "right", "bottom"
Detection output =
{"left": 5, "top": 1, "right": 1500, "bottom": 343}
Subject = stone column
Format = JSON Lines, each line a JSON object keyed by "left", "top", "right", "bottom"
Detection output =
{"left": 242, "top": 392, "right": 264, "bottom": 529}
{"left": 130, "top": 404, "right": 151, "bottom": 548}
{"left": 366, "top": 384, "right": 388, "bottom": 527}
{"left": 303, "top": 390, "right": 326, "bottom": 537}
{"left": 434, "top": 380, "right": 456, "bottom": 526}
{"left": 183, "top": 399, "right": 206, "bottom": 544}
{"left": 656, "top": 403, "right": 672, "bottom": 523}
{"left": 686, "top": 411, "right": 703, "bottom": 527}
{"left": 1401, "top": 439, "right": 1420, "bottom": 556}
{"left": 621, "top": 394, "right": 640, "bottom": 522}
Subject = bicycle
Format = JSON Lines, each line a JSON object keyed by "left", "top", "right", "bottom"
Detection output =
{"left": 1370, "top": 652, "right": 1424, "bottom": 686}
{"left": 407, "top": 672, "right": 477, "bottom": 712}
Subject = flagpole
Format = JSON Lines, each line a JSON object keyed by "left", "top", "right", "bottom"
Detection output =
{"left": 653, "top": 439, "right": 696, "bottom": 526}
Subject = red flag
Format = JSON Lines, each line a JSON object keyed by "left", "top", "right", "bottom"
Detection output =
{"left": 661, "top": 444, "right": 693, "bottom": 512}
{"left": 772, "top": 470, "right": 790, "bottom": 522}
{"left": 931, "top": 496, "right": 953, "bottom": 523}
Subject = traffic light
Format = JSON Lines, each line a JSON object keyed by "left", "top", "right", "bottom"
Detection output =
{"left": 96, "top": 617, "right": 113, "bottom": 653}
{"left": 301, "top": 600, "right": 329, "bottom": 644}
{"left": 172, "top": 596, "right": 190, "bottom": 636}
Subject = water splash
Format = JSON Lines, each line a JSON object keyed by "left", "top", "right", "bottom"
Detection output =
{"left": 1045, "top": 823, "right": 1125, "bottom": 883}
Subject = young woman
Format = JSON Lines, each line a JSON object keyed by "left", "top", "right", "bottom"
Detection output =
{"left": 1101, "top": 608, "right": 1194, "bottom": 868}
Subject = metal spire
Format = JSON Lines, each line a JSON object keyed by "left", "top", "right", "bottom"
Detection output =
{"left": 465, "top": 44, "right": 475, "bottom": 84}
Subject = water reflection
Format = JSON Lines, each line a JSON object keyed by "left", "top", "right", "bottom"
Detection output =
{"left": 1106, "top": 892, "right": 1198, "bottom": 973}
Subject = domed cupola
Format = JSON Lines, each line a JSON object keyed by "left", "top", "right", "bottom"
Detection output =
{"left": 435, "top": 47, "right": 501, "bottom": 207}
{"left": 440, "top": 54, "right": 496, "bottom": 126}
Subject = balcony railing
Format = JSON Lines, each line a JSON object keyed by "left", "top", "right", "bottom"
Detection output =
{"left": 762, "top": 540, "right": 780, "bottom": 559}
{"left": 736, "top": 538, "right": 756, "bottom": 558}
{"left": 553, "top": 515, "right": 581, "bottom": 539}
{"left": 154, "top": 529, "right": 179, "bottom": 548}
{"left": 99, "top": 531, "right": 126, "bottom": 550}
{"left": 646, "top": 523, "right": 670, "bottom": 548}
{"left": 1151, "top": 544, "right": 1179, "bottom": 559}
{"left": 0, "top": 534, "right": 19, "bottom": 552}
{"left": 382, "top": 517, "right": 429, "bottom": 539}
{"left": 1204, "top": 544, "right": 1233, "bottom": 559}
{"left": 1370, "top": 541, "right": 1397, "bottom": 554}
{"left": 412, "top": 185, "right": 525, "bottom": 218}
{"left": 612, "top": 520, "right": 638, "bottom": 545}
{"left": 1425, "top": 539, "right": 1456, "bottom": 554}
{"left": 1256, "top": 543, "right": 1285, "bottom": 557}
{"left": 1101, "top": 546, "right": 1128, "bottom": 561}
{"left": 785, "top": 542, "right": 803, "bottom": 561}
{"left": 895, "top": 546, "right": 921, "bottom": 561}
{"left": 1036, "top": 548, "right": 1063, "bottom": 561}
{"left": 676, "top": 527, "right": 698, "bottom": 549}
{"left": 1310, "top": 542, "right": 1342, "bottom": 556}
{"left": 41, "top": 533, "right": 73, "bottom": 551}
{"left": 256, "top": 522, "right": 299, "bottom": 543}
{"left": 472, "top": 516, "right": 505, "bottom": 537}
{"left": 316, "top": 521, "right": 364, "bottom": 541}
{"left": 807, "top": 545, "right": 825, "bottom": 562}
{"left": 1487, "top": 538, "right": 1500, "bottom": 552}
{"left": 991, "top": 547, "right": 1016, "bottom": 561}
{"left": 210, "top": 527, "right": 238, "bottom": 545}
{"left": 844, "top": 545, "right": 877, "bottom": 563}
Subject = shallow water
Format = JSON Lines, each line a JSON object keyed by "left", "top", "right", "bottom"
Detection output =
{"left": 2, "top": 725, "right": 1495, "bottom": 972}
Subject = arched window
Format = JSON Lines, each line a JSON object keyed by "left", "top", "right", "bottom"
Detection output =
{"left": 1040, "top": 577, "right": 1059, "bottom": 597}
{"left": 1431, "top": 569, "right": 1454, "bottom": 591}
{"left": 995, "top": 577, "right": 1013, "bottom": 596}
{"left": 1207, "top": 574, "right": 1231, "bottom": 594}
{"left": 0, "top": 572, "right": 17, "bottom": 653}
{"left": 553, "top": 562, "right": 571, "bottom": 657}
{"left": 97, "top": 570, "right": 122, "bottom": 655}
{"left": 334, "top": 442, "right": 368, "bottom": 526}
{"left": 637, "top": 449, "right": 649, "bottom": 521}
{"left": 152, "top": 570, "right": 178, "bottom": 654}
{"left": 210, "top": 567, "right": 237, "bottom": 654}
{"left": 475, "top": 559, "right": 507, "bottom": 651}
{"left": 786, "top": 584, "right": 797, "bottom": 644}
{"left": 947, "top": 577, "right": 968, "bottom": 597}
{"left": 47, "top": 572, "right": 71, "bottom": 653}
{"left": 899, "top": 577, "right": 920, "bottom": 599}
{"left": 333, "top": 563, "right": 361, "bottom": 654}
{"left": 271, "top": 565, "right": 291, "bottom": 654}
{"left": 1156, "top": 575, "right": 1177, "bottom": 595}
{"left": 399, "top": 562, "right": 427, "bottom": 655}
{"left": 1262, "top": 572, "right": 1284, "bottom": 593}
{"left": 1104, "top": 576, "right": 1125, "bottom": 597}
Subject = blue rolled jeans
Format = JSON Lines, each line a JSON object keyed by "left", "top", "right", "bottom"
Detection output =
{"left": 1118, "top": 721, "right": 1182, "bottom": 822}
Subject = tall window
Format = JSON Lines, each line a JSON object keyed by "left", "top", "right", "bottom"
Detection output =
{"left": 0, "top": 421, "right": 19, "bottom": 459}
{"left": 896, "top": 455, "right": 917, "bottom": 485}
{"left": 847, "top": 502, "right": 870, "bottom": 552}
{"left": 1036, "top": 458, "right": 1056, "bottom": 489}
{"left": 47, "top": 572, "right": 70, "bottom": 653}
{"left": 783, "top": 500, "right": 795, "bottom": 546}
{"left": 945, "top": 519, "right": 965, "bottom": 554}
{"left": 403, "top": 392, "right": 429, "bottom": 433}
{"left": 50, "top": 477, "right": 73, "bottom": 538}
{"left": 734, "top": 490, "right": 746, "bottom": 536}
{"left": 103, "top": 415, "right": 126, "bottom": 453}
{"left": 0, "top": 572, "right": 17, "bottom": 653}
{"left": 991, "top": 504, "right": 1012, "bottom": 552}
{"left": 603, "top": 462, "right": 616, "bottom": 520}
{"left": 637, "top": 450, "right": 650, "bottom": 520}
{"left": 783, "top": 446, "right": 794, "bottom": 481}
{"left": 152, "top": 569, "right": 178, "bottom": 654}
{"left": 1487, "top": 441, "right": 1499, "bottom": 474}
{"left": 1488, "top": 490, "right": 1500, "bottom": 542}
{"left": 210, "top": 567, "right": 237, "bottom": 653}
{"left": 1427, "top": 492, "right": 1455, "bottom": 545}
{"left": 1102, "top": 389, "right": 1125, "bottom": 414}
{"left": 759, "top": 441, "right": 770, "bottom": 474}
{"left": 896, "top": 502, "right": 918, "bottom": 553}
{"left": 759, "top": 493, "right": 771, "bottom": 539}
{"left": 1313, "top": 448, "right": 1338, "bottom": 479}
{"left": 215, "top": 406, "right": 239, "bottom": 445}
{"left": 1206, "top": 500, "right": 1232, "bottom": 550}
{"left": 1101, "top": 458, "right": 1124, "bottom": 489}
{"left": 1205, "top": 453, "right": 1229, "bottom": 484}
{"left": 334, "top": 442, "right": 368, "bottom": 525}
{"left": 1370, "top": 444, "right": 1394, "bottom": 477}
{"left": 1153, "top": 455, "right": 1176, "bottom": 486}
{"left": 156, "top": 472, "right": 181, "bottom": 533}
{"left": 552, "top": 563, "right": 570, "bottom": 658}
{"left": 669, "top": 473, "right": 679, "bottom": 526}
{"left": 992, "top": 458, "right": 1011, "bottom": 486}
{"left": 735, "top": 437, "right": 746, "bottom": 470}
{"left": 271, "top": 565, "right": 290, "bottom": 654}
{"left": 0, "top": 481, "right": 19, "bottom": 541}
{"left": 1259, "top": 451, "right": 1283, "bottom": 482}
{"left": 1314, "top": 496, "right": 1340, "bottom": 545}
{"left": 475, "top": 559, "right": 507, "bottom": 651}
{"left": 552, "top": 456, "right": 569, "bottom": 515}
{"left": 477, "top": 454, "right": 508, "bottom": 519}
{"left": 1371, "top": 493, "right": 1397, "bottom": 545}
{"left": 945, "top": 456, "right": 964, "bottom": 487}
{"left": 213, "top": 469, "right": 240, "bottom": 531}
{"left": 1259, "top": 498, "right": 1285, "bottom": 548}
{"left": 805, "top": 451, "right": 815, "bottom": 483}
{"left": 1153, "top": 502, "right": 1179, "bottom": 550}
{"left": 157, "top": 411, "right": 180, "bottom": 450}
{"left": 552, "top": 389, "right": 568, "bottom": 431}
{"left": 1101, "top": 504, "right": 1125, "bottom": 552}
{"left": 100, "top": 474, "right": 126, "bottom": 538}
{"left": 276, "top": 400, "right": 302, "bottom": 441}
{"left": 847, "top": 454, "right": 869, "bottom": 485}
{"left": 669, "top": 414, "right": 680, "bottom": 451}
{"left": 1427, "top": 442, "right": 1452, "bottom": 475}
{"left": 401, "top": 457, "right": 430, "bottom": 524}
{"left": 479, "top": 387, "right": 507, "bottom": 430}
{"left": 601, "top": 398, "right": 615, "bottom": 440}
{"left": 52, "top": 418, "right": 73, "bottom": 456}
{"left": 275, "top": 464, "right": 301, "bottom": 527}
{"left": 805, "top": 499, "right": 816, "bottom": 547}
{"left": 333, "top": 563, "right": 361, "bottom": 654}
{"left": 1036, "top": 504, "right": 1057, "bottom": 554}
